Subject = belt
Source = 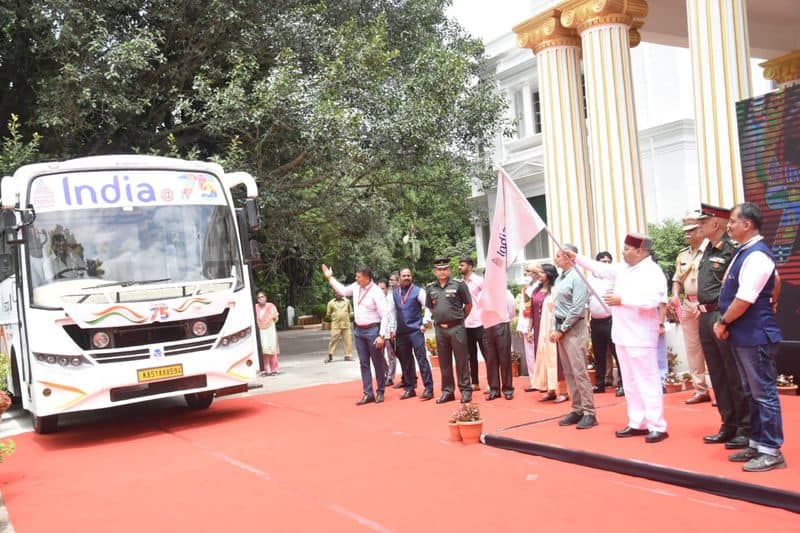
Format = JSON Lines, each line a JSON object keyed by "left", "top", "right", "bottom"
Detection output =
{"left": 698, "top": 302, "right": 719, "bottom": 313}
{"left": 685, "top": 294, "right": 698, "bottom": 302}
{"left": 436, "top": 320, "right": 462, "bottom": 329}
{"left": 355, "top": 322, "right": 380, "bottom": 329}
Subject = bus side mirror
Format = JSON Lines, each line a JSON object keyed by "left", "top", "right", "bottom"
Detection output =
{"left": 0, "top": 254, "right": 12, "bottom": 278}
{"left": 245, "top": 198, "right": 261, "bottom": 232}
{"left": 1, "top": 211, "right": 21, "bottom": 245}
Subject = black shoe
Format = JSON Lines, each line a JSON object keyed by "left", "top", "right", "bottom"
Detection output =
{"left": 324, "top": 354, "right": 333, "bottom": 364}
{"left": 615, "top": 387, "right": 625, "bottom": 397}
{"left": 436, "top": 393, "right": 455, "bottom": 404}
{"left": 393, "top": 382, "right": 405, "bottom": 389}
{"left": 576, "top": 414, "right": 598, "bottom": 429}
{"left": 645, "top": 431, "right": 669, "bottom": 443}
{"left": 703, "top": 430, "right": 735, "bottom": 444}
{"left": 592, "top": 385, "right": 605, "bottom": 393}
{"left": 420, "top": 389, "right": 434, "bottom": 401}
{"left": 725, "top": 435, "right": 749, "bottom": 449}
{"left": 400, "top": 390, "right": 416, "bottom": 400}
{"left": 356, "top": 394, "right": 375, "bottom": 406}
{"left": 559, "top": 411, "right": 583, "bottom": 426}
{"left": 729, "top": 446, "right": 759, "bottom": 462}
{"left": 485, "top": 391, "right": 501, "bottom": 401}
{"left": 615, "top": 426, "right": 649, "bottom": 438}
{"left": 375, "top": 392, "right": 384, "bottom": 403}
{"left": 460, "top": 392, "right": 473, "bottom": 404}
{"left": 524, "top": 387, "right": 537, "bottom": 392}
{"left": 503, "top": 392, "right": 514, "bottom": 400}
{"left": 384, "top": 379, "right": 394, "bottom": 387}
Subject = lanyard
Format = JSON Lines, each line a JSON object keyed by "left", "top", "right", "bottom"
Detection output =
{"left": 399, "top": 286, "right": 413, "bottom": 305}
{"left": 357, "top": 283, "right": 373, "bottom": 307}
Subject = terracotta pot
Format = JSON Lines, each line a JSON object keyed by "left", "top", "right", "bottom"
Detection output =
{"left": 778, "top": 385, "right": 798, "bottom": 396}
{"left": 458, "top": 420, "right": 483, "bottom": 444}
{"left": 448, "top": 422, "right": 462, "bottom": 442}
{"left": 0, "top": 391, "right": 11, "bottom": 413}
{"left": 429, "top": 355, "right": 439, "bottom": 368}
{"left": 683, "top": 381, "right": 694, "bottom": 391}
{"left": 587, "top": 369, "right": 597, "bottom": 386}
{"left": 511, "top": 361, "right": 520, "bottom": 377}
{"left": 664, "top": 383, "right": 682, "bottom": 394}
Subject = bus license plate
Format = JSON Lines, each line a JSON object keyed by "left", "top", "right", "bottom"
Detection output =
{"left": 137, "top": 364, "right": 184, "bottom": 383}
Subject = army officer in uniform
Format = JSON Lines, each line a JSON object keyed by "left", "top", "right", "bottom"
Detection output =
{"left": 426, "top": 257, "right": 473, "bottom": 404}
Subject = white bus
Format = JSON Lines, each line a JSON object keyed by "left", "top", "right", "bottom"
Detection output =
{"left": 0, "top": 155, "right": 262, "bottom": 433}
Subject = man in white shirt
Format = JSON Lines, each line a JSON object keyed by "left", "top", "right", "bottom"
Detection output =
{"left": 566, "top": 233, "right": 669, "bottom": 443}
{"left": 322, "top": 264, "right": 390, "bottom": 405}
{"left": 459, "top": 257, "right": 484, "bottom": 391}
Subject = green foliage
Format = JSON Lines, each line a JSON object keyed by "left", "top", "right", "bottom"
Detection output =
{"left": 0, "top": 352, "right": 10, "bottom": 392}
{"left": 0, "top": 115, "right": 41, "bottom": 176}
{"left": 0, "top": 438, "right": 14, "bottom": 463}
{"left": 1, "top": 0, "right": 507, "bottom": 313}
{"left": 647, "top": 219, "right": 685, "bottom": 282}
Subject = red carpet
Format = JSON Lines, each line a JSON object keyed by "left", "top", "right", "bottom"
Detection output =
{"left": 1, "top": 374, "right": 799, "bottom": 532}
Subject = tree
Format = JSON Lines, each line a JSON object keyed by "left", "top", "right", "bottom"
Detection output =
{"left": 1, "top": 0, "right": 507, "bottom": 306}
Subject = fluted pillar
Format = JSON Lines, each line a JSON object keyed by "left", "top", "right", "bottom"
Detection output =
{"left": 561, "top": 0, "right": 648, "bottom": 257}
{"left": 515, "top": 11, "right": 595, "bottom": 257}
{"left": 686, "top": 0, "right": 752, "bottom": 207}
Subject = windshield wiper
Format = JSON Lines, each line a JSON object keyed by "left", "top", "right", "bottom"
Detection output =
{"left": 83, "top": 278, "right": 172, "bottom": 290}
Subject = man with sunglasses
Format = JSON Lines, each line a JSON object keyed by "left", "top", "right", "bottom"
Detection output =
{"left": 426, "top": 257, "right": 473, "bottom": 404}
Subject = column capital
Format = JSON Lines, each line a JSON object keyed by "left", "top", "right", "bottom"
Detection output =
{"left": 760, "top": 50, "right": 800, "bottom": 86}
{"left": 560, "top": 0, "right": 648, "bottom": 37}
{"left": 514, "top": 10, "right": 581, "bottom": 54}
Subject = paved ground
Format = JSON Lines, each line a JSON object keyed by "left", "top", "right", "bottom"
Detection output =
{"left": 0, "top": 326, "right": 362, "bottom": 438}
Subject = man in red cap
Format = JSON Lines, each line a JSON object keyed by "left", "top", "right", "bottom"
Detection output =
{"left": 695, "top": 203, "right": 751, "bottom": 449}
{"left": 565, "top": 233, "right": 669, "bottom": 443}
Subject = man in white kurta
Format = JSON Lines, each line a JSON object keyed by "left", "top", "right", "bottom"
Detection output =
{"left": 569, "top": 233, "right": 669, "bottom": 443}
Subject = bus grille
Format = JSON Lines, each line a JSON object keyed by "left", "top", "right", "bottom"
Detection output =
{"left": 89, "top": 338, "right": 217, "bottom": 364}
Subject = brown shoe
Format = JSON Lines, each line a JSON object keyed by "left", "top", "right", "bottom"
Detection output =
{"left": 685, "top": 392, "right": 711, "bottom": 405}
{"left": 471, "top": 384, "right": 480, "bottom": 391}
{"left": 538, "top": 391, "right": 557, "bottom": 402}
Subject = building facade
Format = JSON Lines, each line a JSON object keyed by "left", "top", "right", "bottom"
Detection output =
{"left": 472, "top": 0, "right": 798, "bottom": 278}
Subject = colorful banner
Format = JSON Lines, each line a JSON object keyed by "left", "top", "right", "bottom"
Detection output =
{"left": 31, "top": 171, "right": 226, "bottom": 212}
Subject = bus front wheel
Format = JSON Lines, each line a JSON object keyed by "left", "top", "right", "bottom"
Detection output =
{"left": 34, "top": 414, "right": 59, "bottom": 434}
{"left": 184, "top": 391, "right": 214, "bottom": 410}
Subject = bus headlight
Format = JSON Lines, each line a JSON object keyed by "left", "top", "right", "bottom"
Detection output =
{"left": 92, "top": 331, "right": 112, "bottom": 349}
{"left": 34, "top": 353, "right": 92, "bottom": 368}
{"left": 192, "top": 321, "right": 208, "bottom": 337}
{"left": 218, "top": 327, "right": 252, "bottom": 348}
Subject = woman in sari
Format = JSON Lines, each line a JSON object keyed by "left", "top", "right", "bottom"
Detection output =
{"left": 530, "top": 264, "right": 563, "bottom": 401}
{"left": 255, "top": 291, "right": 280, "bottom": 376}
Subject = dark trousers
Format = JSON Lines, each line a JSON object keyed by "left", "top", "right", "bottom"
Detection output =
{"left": 590, "top": 316, "right": 620, "bottom": 387}
{"left": 483, "top": 322, "right": 513, "bottom": 393}
{"left": 698, "top": 311, "right": 750, "bottom": 435}
{"left": 396, "top": 330, "right": 434, "bottom": 393}
{"left": 436, "top": 323, "right": 471, "bottom": 395}
{"left": 466, "top": 326, "right": 485, "bottom": 385}
{"left": 354, "top": 325, "right": 386, "bottom": 397}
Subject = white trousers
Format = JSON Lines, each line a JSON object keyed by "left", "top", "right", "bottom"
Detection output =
{"left": 616, "top": 345, "right": 667, "bottom": 432}
{"left": 523, "top": 334, "right": 536, "bottom": 387}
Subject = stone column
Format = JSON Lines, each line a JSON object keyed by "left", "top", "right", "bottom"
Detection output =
{"left": 561, "top": 0, "right": 648, "bottom": 257}
{"left": 515, "top": 11, "right": 595, "bottom": 257}
{"left": 686, "top": 0, "right": 752, "bottom": 207}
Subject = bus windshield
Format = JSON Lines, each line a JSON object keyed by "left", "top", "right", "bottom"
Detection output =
{"left": 27, "top": 203, "right": 243, "bottom": 307}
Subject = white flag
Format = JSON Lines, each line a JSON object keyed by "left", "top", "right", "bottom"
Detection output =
{"left": 480, "top": 168, "right": 546, "bottom": 328}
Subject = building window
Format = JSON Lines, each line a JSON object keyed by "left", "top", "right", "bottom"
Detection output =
{"left": 532, "top": 91, "right": 541, "bottom": 134}
{"left": 524, "top": 195, "right": 549, "bottom": 260}
{"left": 513, "top": 89, "right": 525, "bottom": 138}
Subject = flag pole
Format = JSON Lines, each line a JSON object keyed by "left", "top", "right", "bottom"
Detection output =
{"left": 542, "top": 227, "right": 612, "bottom": 315}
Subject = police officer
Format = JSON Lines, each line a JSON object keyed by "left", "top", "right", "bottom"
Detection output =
{"left": 670, "top": 215, "right": 711, "bottom": 403}
{"left": 426, "top": 257, "right": 473, "bottom": 404}
{"left": 695, "top": 204, "right": 750, "bottom": 448}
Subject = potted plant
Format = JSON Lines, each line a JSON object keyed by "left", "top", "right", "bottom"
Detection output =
{"left": 777, "top": 374, "right": 798, "bottom": 396}
{"left": 510, "top": 350, "right": 522, "bottom": 377}
{"left": 425, "top": 338, "right": 439, "bottom": 368}
{"left": 448, "top": 408, "right": 462, "bottom": 442}
{"left": 664, "top": 372, "right": 683, "bottom": 393}
{"left": 0, "top": 353, "right": 15, "bottom": 463}
{"left": 457, "top": 403, "right": 482, "bottom": 444}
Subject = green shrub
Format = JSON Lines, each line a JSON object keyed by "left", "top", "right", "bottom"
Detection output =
{"left": 647, "top": 219, "right": 685, "bottom": 282}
